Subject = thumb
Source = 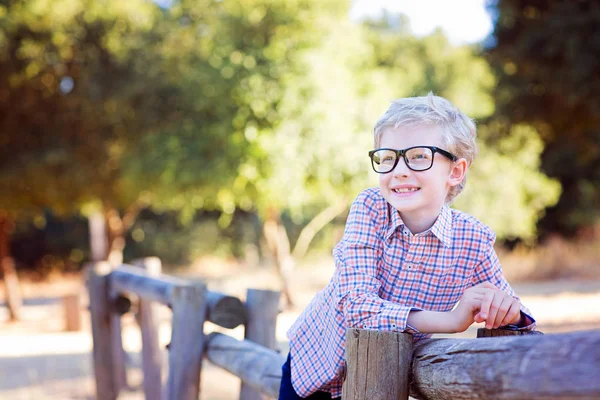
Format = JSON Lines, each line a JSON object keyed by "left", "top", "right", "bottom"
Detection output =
{"left": 474, "top": 312, "right": 486, "bottom": 323}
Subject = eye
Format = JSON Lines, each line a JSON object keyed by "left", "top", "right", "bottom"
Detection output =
{"left": 407, "top": 149, "right": 432, "bottom": 161}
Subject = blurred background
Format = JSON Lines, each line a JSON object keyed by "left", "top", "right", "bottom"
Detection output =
{"left": 0, "top": 0, "right": 599, "bottom": 398}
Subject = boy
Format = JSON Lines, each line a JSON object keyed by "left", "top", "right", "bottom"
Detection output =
{"left": 278, "top": 93, "right": 535, "bottom": 400}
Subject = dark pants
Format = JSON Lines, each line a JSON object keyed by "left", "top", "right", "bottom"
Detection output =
{"left": 278, "top": 353, "right": 340, "bottom": 400}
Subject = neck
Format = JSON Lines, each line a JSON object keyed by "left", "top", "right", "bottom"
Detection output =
{"left": 400, "top": 205, "right": 443, "bottom": 234}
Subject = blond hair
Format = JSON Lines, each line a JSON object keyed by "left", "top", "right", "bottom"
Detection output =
{"left": 373, "top": 92, "right": 477, "bottom": 203}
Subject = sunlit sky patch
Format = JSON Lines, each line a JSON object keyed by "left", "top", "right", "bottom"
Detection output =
{"left": 152, "top": 0, "right": 493, "bottom": 45}
{"left": 349, "top": 0, "right": 493, "bottom": 44}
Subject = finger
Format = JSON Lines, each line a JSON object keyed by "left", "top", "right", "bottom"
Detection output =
{"left": 474, "top": 311, "right": 486, "bottom": 324}
{"left": 461, "top": 291, "right": 485, "bottom": 301}
{"left": 485, "top": 292, "right": 503, "bottom": 329}
{"left": 500, "top": 301, "right": 521, "bottom": 327}
{"left": 493, "top": 296, "right": 512, "bottom": 329}
{"left": 479, "top": 291, "right": 494, "bottom": 323}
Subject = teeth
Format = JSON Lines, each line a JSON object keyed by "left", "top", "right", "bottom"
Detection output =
{"left": 393, "top": 188, "right": 419, "bottom": 193}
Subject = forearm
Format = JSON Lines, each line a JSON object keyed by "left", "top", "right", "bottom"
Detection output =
{"left": 342, "top": 293, "right": 415, "bottom": 332}
{"left": 407, "top": 310, "right": 458, "bottom": 334}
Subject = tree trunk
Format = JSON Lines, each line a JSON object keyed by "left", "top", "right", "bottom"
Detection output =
{"left": 263, "top": 209, "right": 295, "bottom": 308}
{"left": 89, "top": 211, "right": 109, "bottom": 262}
{"left": 263, "top": 202, "right": 348, "bottom": 310}
{"left": 291, "top": 200, "right": 347, "bottom": 261}
{"left": 104, "top": 204, "right": 140, "bottom": 267}
{"left": 0, "top": 213, "right": 22, "bottom": 321}
{"left": 105, "top": 208, "right": 126, "bottom": 267}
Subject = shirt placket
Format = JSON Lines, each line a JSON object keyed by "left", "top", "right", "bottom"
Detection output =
{"left": 402, "top": 227, "right": 421, "bottom": 273}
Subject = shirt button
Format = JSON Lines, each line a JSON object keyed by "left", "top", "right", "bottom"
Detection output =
{"left": 407, "top": 264, "right": 413, "bottom": 269}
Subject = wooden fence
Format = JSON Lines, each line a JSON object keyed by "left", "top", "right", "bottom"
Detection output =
{"left": 87, "top": 259, "right": 600, "bottom": 400}
{"left": 86, "top": 258, "right": 281, "bottom": 400}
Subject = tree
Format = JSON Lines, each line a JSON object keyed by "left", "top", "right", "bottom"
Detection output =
{"left": 361, "top": 14, "right": 560, "bottom": 241}
{"left": 125, "top": 0, "right": 362, "bottom": 306}
{"left": 131, "top": 7, "right": 559, "bottom": 307}
{"left": 485, "top": 0, "right": 600, "bottom": 236}
{"left": 0, "top": 0, "right": 182, "bottom": 317}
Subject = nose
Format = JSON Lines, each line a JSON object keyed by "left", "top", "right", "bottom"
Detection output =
{"left": 392, "top": 156, "right": 410, "bottom": 177}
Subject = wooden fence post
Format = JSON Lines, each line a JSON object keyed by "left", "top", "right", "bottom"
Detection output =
{"left": 133, "top": 257, "right": 163, "bottom": 400}
{"left": 109, "top": 269, "right": 128, "bottom": 393}
{"left": 342, "top": 329, "right": 413, "bottom": 400}
{"left": 87, "top": 262, "right": 118, "bottom": 400}
{"left": 63, "top": 291, "right": 82, "bottom": 332}
{"left": 240, "top": 289, "right": 281, "bottom": 400}
{"left": 166, "top": 282, "right": 207, "bottom": 400}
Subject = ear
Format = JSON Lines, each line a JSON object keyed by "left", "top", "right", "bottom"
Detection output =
{"left": 447, "top": 158, "right": 467, "bottom": 187}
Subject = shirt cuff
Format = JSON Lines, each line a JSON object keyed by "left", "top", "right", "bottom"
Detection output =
{"left": 405, "top": 307, "right": 422, "bottom": 334}
{"left": 499, "top": 311, "right": 536, "bottom": 331}
{"left": 361, "top": 303, "right": 421, "bottom": 334}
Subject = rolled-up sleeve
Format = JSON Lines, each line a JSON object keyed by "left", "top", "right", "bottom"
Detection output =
{"left": 334, "top": 192, "right": 420, "bottom": 334}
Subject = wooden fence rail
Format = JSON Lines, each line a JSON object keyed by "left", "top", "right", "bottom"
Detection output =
{"left": 410, "top": 329, "right": 600, "bottom": 400}
{"left": 341, "top": 328, "right": 600, "bottom": 400}
{"left": 88, "top": 259, "right": 600, "bottom": 400}
{"left": 109, "top": 264, "right": 247, "bottom": 328}
{"left": 86, "top": 259, "right": 250, "bottom": 400}
{"left": 206, "top": 332, "right": 285, "bottom": 398}
{"left": 87, "top": 258, "right": 280, "bottom": 400}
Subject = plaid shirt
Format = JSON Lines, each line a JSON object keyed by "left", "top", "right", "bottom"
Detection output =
{"left": 286, "top": 187, "right": 535, "bottom": 398}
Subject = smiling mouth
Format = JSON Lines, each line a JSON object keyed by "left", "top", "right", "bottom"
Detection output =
{"left": 392, "top": 188, "right": 420, "bottom": 193}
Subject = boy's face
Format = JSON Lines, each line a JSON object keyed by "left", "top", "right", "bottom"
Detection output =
{"left": 377, "top": 125, "right": 466, "bottom": 230}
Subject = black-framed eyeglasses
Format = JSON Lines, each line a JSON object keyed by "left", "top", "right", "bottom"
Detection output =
{"left": 368, "top": 146, "right": 458, "bottom": 173}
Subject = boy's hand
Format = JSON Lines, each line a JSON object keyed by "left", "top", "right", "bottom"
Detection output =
{"left": 451, "top": 282, "right": 521, "bottom": 332}
{"left": 475, "top": 282, "right": 522, "bottom": 329}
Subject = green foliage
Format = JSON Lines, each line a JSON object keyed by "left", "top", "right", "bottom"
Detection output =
{"left": 359, "top": 15, "right": 560, "bottom": 240}
{"left": 124, "top": 0, "right": 365, "bottom": 225}
{"left": 0, "top": 0, "right": 565, "bottom": 270}
{"left": 124, "top": 209, "right": 262, "bottom": 266}
{"left": 0, "top": 0, "right": 176, "bottom": 217}
{"left": 486, "top": 0, "right": 600, "bottom": 235}
{"left": 454, "top": 124, "right": 561, "bottom": 241}
{"left": 361, "top": 18, "right": 496, "bottom": 119}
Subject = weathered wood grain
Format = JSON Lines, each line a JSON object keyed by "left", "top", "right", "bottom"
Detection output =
{"left": 410, "top": 330, "right": 600, "bottom": 399}
{"left": 206, "top": 332, "right": 286, "bottom": 398}
{"left": 110, "top": 264, "right": 175, "bottom": 305}
{"left": 110, "top": 264, "right": 246, "bottom": 328}
{"left": 132, "top": 257, "right": 163, "bottom": 400}
{"left": 342, "top": 329, "right": 413, "bottom": 400}
{"left": 241, "top": 289, "right": 281, "bottom": 400}
{"left": 166, "top": 283, "right": 207, "bottom": 400}
{"left": 477, "top": 328, "right": 544, "bottom": 337}
{"left": 108, "top": 277, "right": 128, "bottom": 393}
{"left": 86, "top": 262, "right": 118, "bottom": 400}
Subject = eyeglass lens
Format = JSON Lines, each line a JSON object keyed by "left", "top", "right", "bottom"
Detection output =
{"left": 372, "top": 147, "right": 434, "bottom": 172}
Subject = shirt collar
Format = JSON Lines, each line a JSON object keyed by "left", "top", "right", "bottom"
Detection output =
{"left": 385, "top": 202, "right": 453, "bottom": 247}
{"left": 385, "top": 203, "right": 405, "bottom": 241}
{"left": 430, "top": 204, "right": 453, "bottom": 247}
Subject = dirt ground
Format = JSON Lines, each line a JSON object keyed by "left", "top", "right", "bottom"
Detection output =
{"left": 1, "top": 257, "right": 600, "bottom": 400}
